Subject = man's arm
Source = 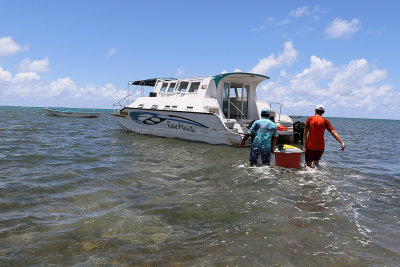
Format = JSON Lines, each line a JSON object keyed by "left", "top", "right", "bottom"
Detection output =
{"left": 330, "top": 130, "right": 345, "bottom": 151}
{"left": 271, "top": 137, "right": 278, "bottom": 153}
{"left": 241, "top": 134, "right": 251, "bottom": 147}
{"left": 302, "top": 125, "right": 309, "bottom": 152}
{"left": 242, "top": 121, "right": 257, "bottom": 147}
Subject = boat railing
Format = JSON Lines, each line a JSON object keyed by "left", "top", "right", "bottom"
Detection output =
{"left": 269, "top": 102, "right": 300, "bottom": 120}
{"left": 112, "top": 81, "right": 148, "bottom": 113}
{"left": 229, "top": 99, "right": 247, "bottom": 119}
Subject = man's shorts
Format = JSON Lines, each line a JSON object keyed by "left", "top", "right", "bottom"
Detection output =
{"left": 250, "top": 147, "right": 271, "bottom": 165}
{"left": 305, "top": 149, "right": 324, "bottom": 163}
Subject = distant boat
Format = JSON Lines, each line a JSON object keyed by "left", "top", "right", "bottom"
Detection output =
{"left": 44, "top": 107, "right": 100, "bottom": 118}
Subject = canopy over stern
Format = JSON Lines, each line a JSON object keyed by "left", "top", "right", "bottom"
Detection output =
{"left": 212, "top": 72, "right": 270, "bottom": 87}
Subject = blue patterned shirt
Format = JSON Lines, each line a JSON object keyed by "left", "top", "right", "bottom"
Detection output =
{"left": 248, "top": 118, "right": 278, "bottom": 151}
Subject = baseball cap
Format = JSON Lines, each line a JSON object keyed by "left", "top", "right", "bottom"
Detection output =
{"left": 315, "top": 104, "right": 325, "bottom": 111}
{"left": 261, "top": 108, "right": 270, "bottom": 115}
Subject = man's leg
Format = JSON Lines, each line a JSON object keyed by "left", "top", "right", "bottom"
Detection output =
{"left": 249, "top": 148, "right": 259, "bottom": 166}
{"left": 305, "top": 149, "right": 313, "bottom": 169}
{"left": 260, "top": 150, "right": 271, "bottom": 166}
{"left": 312, "top": 150, "right": 324, "bottom": 167}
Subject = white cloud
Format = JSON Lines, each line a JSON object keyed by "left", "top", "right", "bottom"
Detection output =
{"left": 329, "top": 59, "right": 370, "bottom": 96}
{"left": 375, "top": 84, "right": 392, "bottom": 97}
{"left": 281, "top": 97, "right": 315, "bottom": 109}
{"left": 279, "top": 19, "right": 291, "bottom": 26}
{"left": 14, "top": 71, "right": 40, "bottom": 82}
{"left": 0, "top": 36, "right": 28, "bottom": 56}
{"left": 382, "top": 89, "right": 400, "bottom": 106}
{"left": 176, "top": 67, "right": 184, "bottom": 76}
{"left": 251, "top": 25, "right": 264, "bottom": 32}
{"left": 257, "top": 54, "right": 398, "bottom": 117}
{"left": 106, "top": 48, "right": 116, "bottom": 58}
{"left": 49, "top": 77, "right": 78, "bottom": 97}
{"left": 325, "top": 18, "right": 361, "bottom": 39}
{"left": 291, "top": 55, "right": 334, "bottom": 95}
{"left": 0, "top": 66, "right": 12, "bottom": 83}
{"left": 326, "top": 59, "right": 397, "bottom": 111}
{"left": 286, "top": 5, "right": 323, "bottom": 22}
{"left": 360, "top": 69, "right": 387, "bottom": 86}
{"left": 73, "top": 83, "right": 125, "bottom": 99}
{"left": 19, "top": 57, "right": 50, "bottom": 73}
{"left": 261, "top": 6, "right": 322, "bottom": 32}
{"left": 8, "top": 72, "right": 42, "bottom": 96}
{"left": 250, "top": 41, "right": 298, "bottom": 75}
{"left": 266, "top": 17, "right": 275, "bottom": 23}
{"left": 0, "top": 65, "right": 126, "bottom": 102}
{"left": 260, "top": 78, "right": 292, "bottom": 101}
{"left": 289, "top": 6, "right": 310, "bottom": 17}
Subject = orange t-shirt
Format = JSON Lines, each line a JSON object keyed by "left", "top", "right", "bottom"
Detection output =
{"left": 305, "top": 115, "right": 334, "bottom": 150}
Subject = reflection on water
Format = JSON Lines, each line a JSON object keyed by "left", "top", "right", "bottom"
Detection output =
{"left": 0, "top": 107, "right": 399, "bottom": 265}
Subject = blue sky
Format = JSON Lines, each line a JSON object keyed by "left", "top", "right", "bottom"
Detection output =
{"left": 0, "top": 0, "right": 399, "bottom": 119}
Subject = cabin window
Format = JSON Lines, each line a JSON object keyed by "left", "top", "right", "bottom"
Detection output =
{"left": 167, "top": 82, "right": 176, "bottom": 93}
{"left": 160, "top": 82, "right": 169, "bottom": 93}
{"left": 188, "top": 82, "right": 200, "bottom": 93}
{"left": 178, "top": 81, "right": 189, "bottom": 93}
{"left": 172, "top": 105, "right": 177, "bottom": 109}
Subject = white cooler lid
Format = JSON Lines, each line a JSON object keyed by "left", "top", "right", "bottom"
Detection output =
{"left": 274, "top": 148, "right": 302, "bottom": 153}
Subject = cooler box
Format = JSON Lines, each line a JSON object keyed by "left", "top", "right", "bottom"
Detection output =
{"left": 274, "top": 148, "right": 302, "bottom": 168}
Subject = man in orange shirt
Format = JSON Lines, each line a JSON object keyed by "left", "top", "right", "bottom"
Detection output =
{"left": 303, "top": 105, "right": 345, "bottom": 169}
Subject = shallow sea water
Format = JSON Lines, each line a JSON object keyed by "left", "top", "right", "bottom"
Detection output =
{"left": 0, "top": 106, "right": 399, "bottom": 266}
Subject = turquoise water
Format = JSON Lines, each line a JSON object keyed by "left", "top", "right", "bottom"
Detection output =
{"left": 0, "top": 106, "right": 399, "bottom": 265}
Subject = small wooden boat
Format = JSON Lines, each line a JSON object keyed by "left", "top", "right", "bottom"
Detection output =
{"left": 44, "top": 108, "right": 100, "bottom": 118}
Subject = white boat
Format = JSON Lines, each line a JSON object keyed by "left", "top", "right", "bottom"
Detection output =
{"left": 44, "top": 108, "right": 100, "bottom": 118}
{"left": 112, "top": 72, "right": 295, "bottom": 146}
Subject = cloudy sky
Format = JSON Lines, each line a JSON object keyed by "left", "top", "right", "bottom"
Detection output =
{"left": 0, "top": 0, "right": 399, "bottom": 119}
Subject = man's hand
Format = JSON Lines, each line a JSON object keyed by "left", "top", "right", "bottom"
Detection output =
{"left": 340, "top": 142, "right": 345, "bottom": 151}
{"left": 241, "top": 134, "right": 250, "bottom": 147}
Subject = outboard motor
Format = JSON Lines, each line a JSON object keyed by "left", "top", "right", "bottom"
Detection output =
{"left": 293, "top": 121, "right": 305, "bottom": 144}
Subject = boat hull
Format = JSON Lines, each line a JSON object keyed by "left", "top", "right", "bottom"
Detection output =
{"left": 113, "top": 108, "right": 243, "bottom": 146}
{"left": 45, "top": 108, "right": 100, "bottom": 118}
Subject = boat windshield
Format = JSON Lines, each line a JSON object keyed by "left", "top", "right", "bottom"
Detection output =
{"left": 178, "top": 81, "right": 189, "bottom": 93}
{"left": 188, "top": 82, "right": 200, "bottom": 92}
{"left": 167, "top": 82, "right": 177, "bottom": 93}
{"left": 160, "top": 82, "right": 169, "bottom": 93}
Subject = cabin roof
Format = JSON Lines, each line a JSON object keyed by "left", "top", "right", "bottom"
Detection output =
{"left": 212, "top": 72, "right": 270, "bottom": 87}
{"left": 130, "top": 78, "right": 176, "bottom": 87}
{"left": 129, "top": 72, "right": 270, "bottom": 87}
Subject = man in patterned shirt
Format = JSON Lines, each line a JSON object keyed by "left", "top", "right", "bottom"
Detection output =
{"left": 241, "top": 108, "right": 278, "bottom": 166}
{"left": 303, "top": 104, "right": 345, "bottom": 169}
